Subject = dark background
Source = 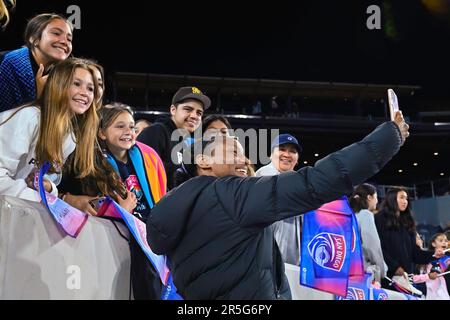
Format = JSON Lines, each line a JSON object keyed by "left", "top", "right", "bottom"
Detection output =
{"left": 1, "top": 0, "right": 450, "bottom": 189}
{"left": 2, "top": 0, "right": 450, "bottom": 88}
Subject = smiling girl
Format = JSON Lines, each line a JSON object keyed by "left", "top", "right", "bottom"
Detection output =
{"left": 0, "top": 57, "right": 100, "bottom": 201}
{"left": 0, "top": 13, "right": 73, "bottom": 111}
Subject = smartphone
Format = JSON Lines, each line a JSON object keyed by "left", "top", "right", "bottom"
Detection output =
{"left": 387, "top": 89, "right": 400, "bottom": 121}
{"left": 88, "top": 197, "right": 107, "bottom": 212}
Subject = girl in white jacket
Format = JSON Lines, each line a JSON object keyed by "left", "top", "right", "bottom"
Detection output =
{"left": 0, "top": 57, "right": 100, "bottom": 202}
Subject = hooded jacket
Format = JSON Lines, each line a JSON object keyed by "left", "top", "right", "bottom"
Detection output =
{"left": 147, "top": 121, "right": 403, "bottom": 299}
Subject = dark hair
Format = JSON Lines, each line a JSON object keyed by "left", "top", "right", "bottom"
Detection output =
{"left": 379, "top": 187, "right": 416, "bottom": 233}
{"left": 202, "top": 115, "right": 231, "bottom": 131}
{"left": 174, "top": 138, "right": 216, "bottom": 187}
{"left": 24, "top": 13, "right": 73, "bottom": 51}
{"left": 349, "top": 183, "right": 377, "bottom": 213}
{"left": 98, "top": 102, "right": 133, "bottom": 131}
{"left": 428, "top": 233, "right": 446, "bottom": 251}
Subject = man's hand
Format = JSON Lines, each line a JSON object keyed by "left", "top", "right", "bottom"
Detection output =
{"left": 393, "top": 111, "right": 410, "bottom": 144}
{"left": 117, "top": 190, "right": 137, "bottom": 213}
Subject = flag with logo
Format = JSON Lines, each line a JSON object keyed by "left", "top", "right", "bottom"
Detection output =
{"left": 433, "top": 255, "right": 450, "bottom": 272}
{"left": 372, "top": 287, "right": 389, "bottom": 300}
{"left": 335, "top": 273, "right": 372, "bottom": 300}
{"left": 98, "top": 197, "right": 182, "bottom": 300}
{"left": 300, "top": 197, "right": 355, "bottom": 296}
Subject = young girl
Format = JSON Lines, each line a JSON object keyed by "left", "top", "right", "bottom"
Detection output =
{"left": 0, "top": 13, "right": 73, "bottom": 111}
{"left": 60, "top": 103, "right": 167, "bottom": 299}
{"left": 413, "top": 233, "right": 450, "bottom": 300}
{"left": 0, "top": 57, "right": 100, "bottom": 201}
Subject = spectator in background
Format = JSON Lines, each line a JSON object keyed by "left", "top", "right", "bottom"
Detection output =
{"left": 134, "top": 118, "right": 151, "bottom": 137}
{"left": 256, "top": 134, "right": 302, "bottom": 266}
{"left": 202, "top": 114, "right": 231, "bottom": 140}
{"left": 252, "top": 100, "right": 262, "bottom": 115}
{"left": 412, "top": 233, "right": 449, "bottom": 300}
{"left": 0, "top": 0, "right": 15, "bottom": 29}
{"left": 89, "top": 61, "right": 104, "bottom": 104}
{"left": 270, "top": 95, "right": 278, "bottom": 116}
{"left": 349, "top": 183, "right": 387, "bottom": 282}
{"left": 137, "top": 86, "right": 210, "bottom": 190}
{"left": 375, "top": 187, "right": 446, "bottom": 290}
{"left": 0, "top": 13, "right": 73, "bottom": 112}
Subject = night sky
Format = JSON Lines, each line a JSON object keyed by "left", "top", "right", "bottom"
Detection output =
{"left": 2, "top": 0, "right": 450, "bottom": 98}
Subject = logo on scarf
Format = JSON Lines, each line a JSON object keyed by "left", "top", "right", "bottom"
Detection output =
{"left": 308, "top": 232, "right": 346, "bottom": 272}
{"left": 337, "top": 287, "right": 366, "bottom": 300}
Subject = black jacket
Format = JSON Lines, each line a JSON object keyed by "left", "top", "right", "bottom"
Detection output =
{"left": 375, "top": 210, "right": 434, "bottom": 277}
{"left": 137, "top": 116, "right": 183, "bottom": 190}
{"left": 147, "top": 122, "right": 403, "bottom": 299}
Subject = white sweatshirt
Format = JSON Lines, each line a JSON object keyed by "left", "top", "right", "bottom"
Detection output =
{"left": 0, "top": 106, "right": 75, "bottom": 201}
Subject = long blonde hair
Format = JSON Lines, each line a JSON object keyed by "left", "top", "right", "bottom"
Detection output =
{"left": 35, "top": 57, "right": 100, "bottom": 177}
{"left": 0, "top": 0, "right": 15, "bottom": 28}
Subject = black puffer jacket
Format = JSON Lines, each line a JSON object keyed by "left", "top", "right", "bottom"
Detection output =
{"left": 147, "top": 122, "right": 403, "bottom": 299}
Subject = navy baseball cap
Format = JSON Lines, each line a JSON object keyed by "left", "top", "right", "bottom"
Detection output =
{"left": 271, "top": 134, "right": 302, "bottom": 153}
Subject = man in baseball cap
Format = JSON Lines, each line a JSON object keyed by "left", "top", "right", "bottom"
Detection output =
{"left": 137, "top": 86, "right": 211, "bottom": 190}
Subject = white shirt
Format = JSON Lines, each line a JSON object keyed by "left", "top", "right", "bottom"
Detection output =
{"left": 0, "top": 106, "right": 76, "bottom": 201}
{"left": 356, "top": 209, "right": 388, "bottom": 281}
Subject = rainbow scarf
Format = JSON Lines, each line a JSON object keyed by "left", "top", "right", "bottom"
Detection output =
{"left": 106, "top": 141, "right": 167, "bottom": 209}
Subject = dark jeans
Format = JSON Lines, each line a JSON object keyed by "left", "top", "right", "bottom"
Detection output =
{"left": 129, "top": 236, "right": 163, "bottom": 300}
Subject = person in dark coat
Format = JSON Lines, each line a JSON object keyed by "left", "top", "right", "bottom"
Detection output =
{"left": 375, "top": 187, "right": 446, "bottom": 290}
{"left": 146, "top": 112, "right": 409, "bottom": 300}
{"left": 137, "top": 86, "right": 211, "bottom": 190}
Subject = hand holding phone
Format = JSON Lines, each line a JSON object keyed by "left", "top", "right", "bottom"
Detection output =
{"left": 387, "top": 89, "right": 400, "bottom": 121}
{"left": 88, "top": 197, "right": 107, "bottom": 212}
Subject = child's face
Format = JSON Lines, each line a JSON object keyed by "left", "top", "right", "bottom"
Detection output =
{"left": 69, "top": 68, "right": 95, "bottom": 115}
{"left": 432, "top": 235, "right": 448, "bottom": 250}
{"left": 34, "top": 18, "right": 73, "bottom": 62}
{"left": 101, "top": 112, "right": 136, "bottom": 152}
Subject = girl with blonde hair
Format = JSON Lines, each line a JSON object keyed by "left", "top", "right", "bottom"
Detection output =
{"left": 0, "top": 57, "right": 100, "bottom": 201}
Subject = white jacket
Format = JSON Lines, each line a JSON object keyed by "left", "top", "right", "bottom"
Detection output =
{"left": 356, "top": 209, "right": 388, "bottom": 281}
{"left": 0, "top": 106, "right": 76, "bottom": 202}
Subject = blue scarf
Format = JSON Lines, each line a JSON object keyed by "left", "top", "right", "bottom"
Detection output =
{"left": 0, "top": 47, "right": 36, "bottom": 112}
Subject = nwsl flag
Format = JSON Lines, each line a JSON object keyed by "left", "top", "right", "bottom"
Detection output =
{"left": 335, "top": 273, "right": 372, "bottom": 300}
{"left": 434, "top": 255, "right": 450, "bottom": 272}
{"left": 372, "top": 288, "right": 389, "bottom": 300}
{"left": 300, "top": 197, "right": 364, "bottom": 297}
